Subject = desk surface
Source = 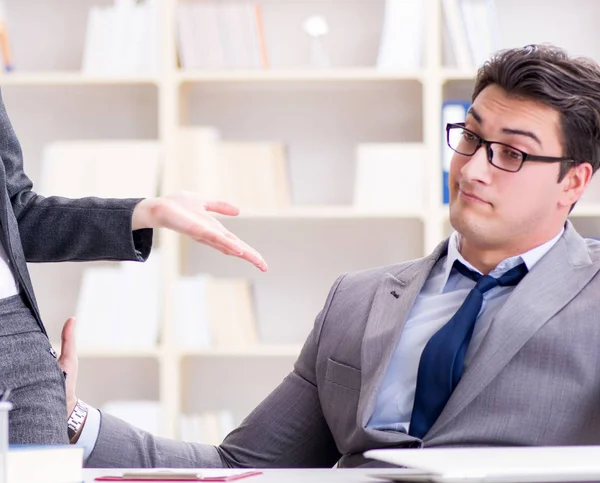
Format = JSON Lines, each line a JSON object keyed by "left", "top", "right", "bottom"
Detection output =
{"left": 82, "top": 468, "right": 391, "bottom": 483}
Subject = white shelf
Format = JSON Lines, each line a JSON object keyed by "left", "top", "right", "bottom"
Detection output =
{"left": 51, "top": 343, "right": 161, "bottom": 358}
{"left": 0, "top": 72, "right": 158, "bottom": 86}
{"left": 180, "top": 345, "right": 303, "bottom": 358}
{"left": 569, "top": 203, "right": 600, "bottom": 217}
{"left": 222, "top": 206, "right": 426, "bottom": 220}
{"left": 441, "top": 68, "right": 477, "bottom": 82}
{"left": 49, "top": 345, "right": 301, "bottom": 359}
{"left": 178, "top": 68, "right": 424, "bottom": 84}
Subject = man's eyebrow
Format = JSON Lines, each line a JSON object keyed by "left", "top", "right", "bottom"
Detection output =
{"left": 500, "top": 128, "right": 542, "bottom": 146}
{"left": 467, "top": 107, "right": 542, "bottom": 146}
{"left": 467, "top": 107, "right": 482, "bottom": 124}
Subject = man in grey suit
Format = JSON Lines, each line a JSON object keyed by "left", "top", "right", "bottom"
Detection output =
{"left": 0, "top": 87, "right": 267, "bottom": 445}
{"left": 59, "top": 43, "right": 600, "bottom": 467}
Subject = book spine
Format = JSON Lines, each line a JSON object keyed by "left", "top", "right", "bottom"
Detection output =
{"left": 442, "top": 101, "right": 471, "bottom": 204}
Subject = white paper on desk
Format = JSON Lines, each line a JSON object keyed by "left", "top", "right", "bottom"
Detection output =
{"left": 370, "top": 469, "right": 442, "bottom": 482}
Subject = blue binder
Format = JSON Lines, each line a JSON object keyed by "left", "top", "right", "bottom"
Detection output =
{"left": 442, "top": 100, "right": 471, "bottom": 204}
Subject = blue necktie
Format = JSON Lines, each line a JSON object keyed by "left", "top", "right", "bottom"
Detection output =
{"left": 408, "top": 260, "right": 528, "bottom": 439}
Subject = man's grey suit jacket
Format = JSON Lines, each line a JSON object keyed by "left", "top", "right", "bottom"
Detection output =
{"left": 0, "top": 90, "right": 152, "bottom": 339}
{"left": 87, "top": 221, "right": 600, "bottom": 469}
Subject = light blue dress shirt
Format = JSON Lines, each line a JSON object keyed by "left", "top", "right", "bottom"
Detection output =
{"left": 78, "top": 229, "right": 563, "bottom": 460}
{"left": 367, "top": 229, "right": 564, "bottom": 434}
{"left": 77, "top": 401, "right": 100, "bottom": 460}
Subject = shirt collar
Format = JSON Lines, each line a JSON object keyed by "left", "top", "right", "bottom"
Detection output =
{"left": 439, "top": 227, "right": 565, "bottom": 293}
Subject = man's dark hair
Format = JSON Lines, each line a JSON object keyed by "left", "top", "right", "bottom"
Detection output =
{"left": 473, "top": 44, "right": 600, "bottom": 180}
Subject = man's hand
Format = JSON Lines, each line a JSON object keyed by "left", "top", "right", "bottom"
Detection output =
{"left": 132, "top": 192, "right": 268, "bottom": 272}
{"left": 57, "top": 317, "right": 79, "bottom": 416}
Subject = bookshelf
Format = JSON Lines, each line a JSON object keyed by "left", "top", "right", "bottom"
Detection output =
{"left": 213, "top": 206, "right": 425, "bottom": 219}
{"left": 3, "top": 0, "right": 600, "bottom": 441}
{"left": 178, "top": 69, "right": 424, "bottom": 83}
{"left": 75, "top": 347, "right": 163, "bottom": 359}
{"left": 180, "top": 344, "right": 303, "bottom": 358}
{"left": 0, "top": 73, "right": 159, "bottom": 86}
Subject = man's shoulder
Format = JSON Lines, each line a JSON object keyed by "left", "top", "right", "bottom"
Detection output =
{"left": 334, "top": 257, "right": 423, "bottom": 293}
{"left": 585, "top": 237, "right": 600, "bottom": 262}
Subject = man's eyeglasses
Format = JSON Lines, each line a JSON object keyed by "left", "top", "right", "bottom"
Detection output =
{"left": 446, "top": 122, "right": 577, "bottom": 173}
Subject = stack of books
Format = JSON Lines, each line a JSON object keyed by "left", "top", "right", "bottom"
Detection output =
{"left": 174, "top": 275, "right": 258, "bottom": 350}
{"left": 82, "top": 0, "right": 159, "bottom": 75}
{"left": 177, "top": 1, "right": 268, "bottom": 70}
{"left": 442, "top": 0, "right": 501, "bottom": 69}
{"left": 177, "top": 127, "right": 292, "bottom": 214}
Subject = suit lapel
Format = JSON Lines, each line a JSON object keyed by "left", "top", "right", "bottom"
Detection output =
{"left": 358, "top": 240, "right": 449, "bottom": 427}
{"left": 0, "top": 162, "right": 11, "bottom": 254}
{"left": 0, "top": 161, "right": 40, "bottom": 323}
{"left": 426, "top": 222, "right": 600, "bottom": 440}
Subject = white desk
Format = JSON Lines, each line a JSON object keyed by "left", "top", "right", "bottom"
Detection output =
{"left": 83, "top": 468, "right": 391, "bottom": 483}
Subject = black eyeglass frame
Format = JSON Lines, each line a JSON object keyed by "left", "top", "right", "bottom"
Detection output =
{"left": 445, "top": 122, "right": 579, "bottom": 173}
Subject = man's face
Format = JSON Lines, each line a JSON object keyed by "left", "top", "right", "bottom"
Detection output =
{"left": 449, "top": 84, "right": 574, "bottom": 251}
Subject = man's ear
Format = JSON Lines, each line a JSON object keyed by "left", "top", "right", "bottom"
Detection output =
{"left": 559, "top": 162, "right": 593, "bottom": 208}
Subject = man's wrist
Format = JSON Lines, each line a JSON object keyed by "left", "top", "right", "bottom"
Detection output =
{"left": 67, "top": 399, "right": 89, "bottom": 444}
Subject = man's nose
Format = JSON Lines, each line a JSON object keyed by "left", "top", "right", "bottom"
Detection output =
{"left": 461, "top": 144, "right": 493, "bottom": 183}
